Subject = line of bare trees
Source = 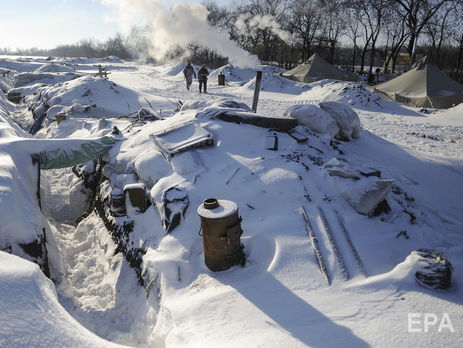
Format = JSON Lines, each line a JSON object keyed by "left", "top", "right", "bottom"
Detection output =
{"left": 0, "top": 34, "right": 132, "bottom": 61}
{"left": 201, "top": 0, "right": 463, "bottom": 80}
{"left": 2, "top": 0, "right": 463, "bottom": 81}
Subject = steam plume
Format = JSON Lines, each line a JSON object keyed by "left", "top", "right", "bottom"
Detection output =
{"left": 102, "top": 0, "right": 260, "bottom": 67}
{"left": 235, "top": 14, "right": 294, "bottom": 43}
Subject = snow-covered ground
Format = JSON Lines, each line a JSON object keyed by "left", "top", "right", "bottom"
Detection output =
{"left": 0, "top": 56, "right": 462, "bottom": 347}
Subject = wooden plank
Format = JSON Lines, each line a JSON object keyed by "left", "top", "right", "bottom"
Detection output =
{"left": 335, "top": 210, "right": 368, "bottom": 277}
{"left": 318, "top": 207, "right": 350, "bottom": 281}
{"left": 302, "top": 206, "right": 331, "bottom": 285}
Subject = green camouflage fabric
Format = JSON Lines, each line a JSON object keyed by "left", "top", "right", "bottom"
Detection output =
{"left": 39, "top": 136, "right": 119, "bottom": 169}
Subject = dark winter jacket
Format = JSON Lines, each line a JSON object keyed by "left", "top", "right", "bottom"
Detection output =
{"left": 183, "top": 64, "right": 196, "bottom": 79}
{"left": 198, "top": 67, "right": 209, "bottom": 82}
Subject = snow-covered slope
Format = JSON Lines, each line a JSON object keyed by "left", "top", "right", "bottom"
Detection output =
{"left": 0, "top": 251, "right": 124, "bottom": 347}
{"left": 34, "top": 63, "right": 76, "bottom": 73}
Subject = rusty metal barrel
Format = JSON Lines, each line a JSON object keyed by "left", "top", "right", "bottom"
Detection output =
{"left": 197, "top": 198, "right": 245, "bottom": 271}
{"left": 218, "top": 73, "right": 225, "bottom": 86}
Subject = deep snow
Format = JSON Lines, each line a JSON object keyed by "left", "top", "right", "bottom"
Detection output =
{"left": 0, "top": 55, "right": 462, "bottom": 347}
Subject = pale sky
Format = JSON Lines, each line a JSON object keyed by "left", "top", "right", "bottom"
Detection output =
{"left": 0, "top": 0, "right": 230, "bottom": 50}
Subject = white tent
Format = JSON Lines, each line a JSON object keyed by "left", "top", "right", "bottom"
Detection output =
{"left": 282, "top": 53, "right": 357, "bottom": 83}
{"left": 373, "top": 57, "right": 463, "bottom": 109}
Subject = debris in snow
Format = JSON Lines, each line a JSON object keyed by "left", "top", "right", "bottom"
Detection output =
{"left": 111, "top": 126, "right": 120, "bottom": 135}
{"left": 396, "top": 230, "right": 409, "bottom": 239}
{"left": 360, "top": 170, "right": 381, "bottom": 178}
{"left": 371, "top": 199, "right": 391, "bottom": 216}
{"left": 7, "top": 91, "right": 21, "bottom": 104}
{"left": 402, "top": 209, "right": 417, "bottom": 224}
{"left": 110, "top": 188, "right": 126, "bottom": 217}
{"left": 72, "top": 159, "right": 101, "bottom": 222}
{"left": 287, "top": 128, "right": 308, "bottom": 143}
{"left": 407, "top": 132, "right": 443, "bottom": 141}
{"left": 340, "top": 179, "right": 395, "bottom": 216}
{"left": 29, "top": 113, "right": 47, "bottom": 135}
{"left": 158, "top": 186, "right": 189, "bottom": 233}
{"left": 95, "top": 180, "right": 144, "bottom": 285}
{"left": 265, "top": 130, "right": 279, "bottom": 150}
{"left": 124, "top": 183, "right": 148, "bottom": 213}
{"left": 225, "top": 167, "right": 241, "bottom": 185}
{"left": 413, "top": 249, "right": 453, "bottom": 290}
{"left": 18, "top": 235, "right": 50, "bottom": 278}
{"left": 151, "top": 122, "right": 214, "bottom": 158}
{"left": 193, "top": 99, "right": 296, "bottom": 131}
{"left": 328, "top": 170, "right": 360, "bottom": 180}
{"left": 55, "top": 114, "right": 67, "bottom": 124}
{"left": 137, "top": 107, "right": 160, "bottom": 121}
{"left": 323, "top": 158, "right": 360, "bottom": 180}
{"left": 216, "top": 112, "right": 296, "bottom": 131}
{"left": 246, "top": 203, "right": 255, "bottom": 210}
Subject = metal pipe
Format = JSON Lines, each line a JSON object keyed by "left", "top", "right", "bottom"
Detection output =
{"left": 252, "top": 71, "right": 262, "bottom": 113}
{"left": 31, "top": 154, "right": 41, "bottom": 209}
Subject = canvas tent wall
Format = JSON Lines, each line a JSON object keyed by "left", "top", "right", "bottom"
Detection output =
{"left": 372, "top": 58, "right": 463, "bottom": 109}
{"left": 282, "top": 54, "right": 357, "bottom": 83}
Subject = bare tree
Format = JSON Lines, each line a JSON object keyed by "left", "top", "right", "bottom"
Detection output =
{"left": 97, "top": 33, "right": 131, "bottom": 59}
{"left": 366, "top": 0, "right": 388, "bottom": 78}
{"left": 382, "top": 13, "right": 410, "bottom": 73}
{"left": 345, "top": 8, "right": 361, "bottom": 72}
{"left": 232, "top": 0, "right": 291, "bottom": 62}
{"left": 203, "top": 0, "right": 232, "bottom": 29}
{"left": 346, "top": 0, "right": 388, "bottom": 77}
{"left": 318, "top": 0, "right": 347, "bottom": 64}
{"left": 450, "top": 2, "right": 463, "bottom": 80}
{"left": 347, "top": 0, "right": 373, "bottom": 73}
{"left": 288, "top": 0, "right": 323, "bottom": 63}
{"left": 391, "top": 0, "right": 454, "bottom": 65}
{"left": 423, "top": 3, "right": 455, "bottom": 65}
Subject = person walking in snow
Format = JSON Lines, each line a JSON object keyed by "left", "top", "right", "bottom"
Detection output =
{"left": 198, "top": 64, "right": 209, "bottom": 93}
{"left": 183, "top": 62, "right": 196, "bottom": 90}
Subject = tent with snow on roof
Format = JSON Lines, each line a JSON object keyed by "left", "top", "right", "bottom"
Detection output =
{"left": 282, "top": 53, "right": 357, "bottom": 83}
{"left": 372, "top": 56, "right": 463, "bottom": 109}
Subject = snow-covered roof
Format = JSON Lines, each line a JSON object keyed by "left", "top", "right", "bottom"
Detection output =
{"left": 373, "top": 58, "right": 463, "bottom": 109}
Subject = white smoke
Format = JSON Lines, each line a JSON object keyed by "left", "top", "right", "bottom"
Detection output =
{"left": 235, "top": 13, "right": 294, "bottom": 43}
{"left": 101, "top": 0, "right": 260, "bottom": 67}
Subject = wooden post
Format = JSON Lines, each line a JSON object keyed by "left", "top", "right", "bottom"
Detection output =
{"left": 252, "top": 71, "right": 262, "bottom": 113}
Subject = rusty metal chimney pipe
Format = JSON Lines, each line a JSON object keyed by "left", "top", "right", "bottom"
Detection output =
{"left": 197, "top": 198, "right": 245, "bottom": 271}
{"left": 203, "top": 198, "right": 219, "bottom": 209}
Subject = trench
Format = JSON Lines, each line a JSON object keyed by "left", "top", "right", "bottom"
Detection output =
{"left": 40, "top": 165, "right": 158, "bottom": 346}
{"left": 7, "top": 98, "right": 162, "bottom": 346}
